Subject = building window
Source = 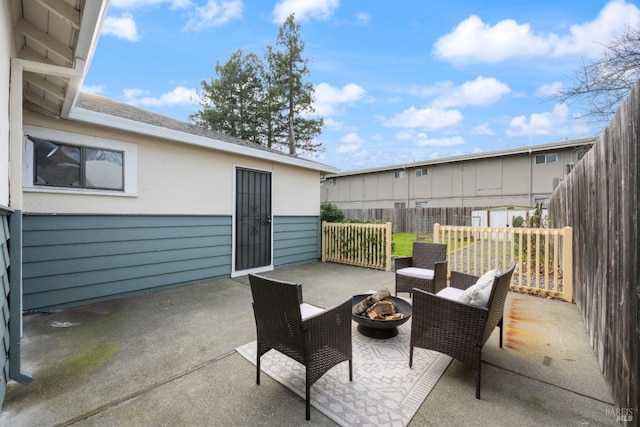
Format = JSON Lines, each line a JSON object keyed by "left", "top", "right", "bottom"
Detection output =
{"left": 535, "top": 153, "right": 557, "bottom": 164}
{"left": 394, "top": 170, "right": 407, "bottom": 179}
{"left": 31, "top": 136, "right": 124, "bottom": 190}
{"left": 24, "top": 127, "right": 137, "bottom": 195}
{"left": 325, "top": 178, "right": 336, "bottom": 186}
{"left": 394, "top": 202, "right": 406, "bottom": 208}
{"left": 534, "top": 197, "right": 550, "bottom": 207}
{"left": 415, "top": 201, "right": 429, "bottom": 208}
{"left": 415, "top": 167, "right": 428, "bottom": 177}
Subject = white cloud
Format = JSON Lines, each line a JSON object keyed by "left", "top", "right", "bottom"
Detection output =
{"left": 340, "top": 132, "right": 364, "bottom": 144}
{"left": 323, "top": 118, "right": 346, "bottom": 130}
{"left": 433, "top": 15, "right": 553, "bottom": 64}
{"left": 336, "top": 133, "right": 363, "bottom": 154}
{"left": 383, "top": 106, "right": 463, "bottom": 131}
{"left": 395, "top": 129, "right": 464, "bottom": 147}
{"left": 471, "top": 123, "right": 494, "bottom": 136}
{"left": 184, "top": 0, "right": 243, "bottom": 31}
{"left": 337, "top": 143, "right": 362, "bottom": 154}
{"left": 553, "top": 0, "right": 640, "bottom": 58}
{"left": 432, "top": 76, "right": 510, "bottom": 108}
{"left": 314, "top": 83, "right": 366, "bottom": 116}
{"left": 81, "top": 84, "right": 106, "bottom": 95}
{"left": 414, "top": 135, "right": 465, "bottom": 147}
{"left": 110, "top": 0, "right": 192, "bottom": 9}
{"left": 122, "top": 86, "right": 199, "bottom": 107}
{"left": 273, "top": 0, "right": 339, "bottom": 23}
{"left": 536, "top": 82, "right": 564, "bottom": 97}
{"left": 102, "top": 13, "right": 140, "bottom": 41}
{"left": 507, "top": 104, "right": 570, "bottom": 136}
{"left": 433, "top": 0, "right": 640, "bottom": 64}
{"left": 355, "top": 12, "right": 371, "bottom": 26}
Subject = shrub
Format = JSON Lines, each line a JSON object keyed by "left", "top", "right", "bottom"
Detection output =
{"left": 320, "top": 203, "right": 345, "bottom": 222}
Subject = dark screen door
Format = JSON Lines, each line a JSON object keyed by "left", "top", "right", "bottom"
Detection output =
{"left": 235, "top": 168, "right": 272, "bottom": 271}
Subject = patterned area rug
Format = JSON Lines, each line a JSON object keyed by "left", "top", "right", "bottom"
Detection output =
{"left": 236, "top": 321, "right": 452, "bottom": 427}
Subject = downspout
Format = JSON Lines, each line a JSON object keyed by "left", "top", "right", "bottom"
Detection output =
{"left": 527, "top": 149, "right": 532, "bottom": 205}
{"left": 8, "top": 59, "right": 32, "bottom": 385}
{"left": 406, "top": 166, "right": 410, "bottom": 208}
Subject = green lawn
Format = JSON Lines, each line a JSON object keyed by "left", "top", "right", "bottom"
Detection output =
{"left": 392, "top": 232, "right": 470, "bottom": 256}
{"left": 392, "top": 233, "right": 431, "bottom": 256}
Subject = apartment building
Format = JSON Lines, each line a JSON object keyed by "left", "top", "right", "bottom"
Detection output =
{"left": 321, "top": 138, "right": 595, "bottom": 209}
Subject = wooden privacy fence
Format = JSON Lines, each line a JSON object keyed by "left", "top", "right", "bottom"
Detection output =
{"left": 434, "top": 223, "right": 573, "bottom": 302}
{"left": 321, "top": 222, "right": 392, "bottom": 271}
{"left": 549, "top": 80, "right": 639, "bottom": 415}
{"left": 341, "top": 207, "right": 487, "bottom": 233}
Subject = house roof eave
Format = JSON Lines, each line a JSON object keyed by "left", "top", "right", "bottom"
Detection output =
{"left": 325, "top": 137, "right": 598, "bottom": 178}
{"left": 67, "top": 107, "right": 339, "bottom": 175}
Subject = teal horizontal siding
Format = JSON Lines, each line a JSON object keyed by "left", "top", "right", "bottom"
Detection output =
{"left": 273, "top": 216, "right": 320, "bottom": 267}
{"left": 0, "top": 211, "right": 10, "bottom": 406}
{"left": 22, "top": 215, "right": 232, "bottom": 310}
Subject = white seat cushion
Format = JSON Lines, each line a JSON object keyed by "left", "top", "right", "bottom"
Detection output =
{"left": 436, "top": 287, "right": 464, "bottom": 301}
{"left": 458, "top": 269, "right": 500, "bottom": 307}
{"left": 300, "top": 303, "right": 324, "bottom": 320}
{"left": 396, "top": 267, "right": 434, "bottom": 280}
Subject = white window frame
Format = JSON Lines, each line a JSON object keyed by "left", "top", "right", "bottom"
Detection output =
{"left": 535, "top": 153, "right": 557, "bottom": 165}
{"left": 394, "top": 170, "right": 407, "bottom": 179}
{"left": 23, "top": 126, "right": 137, "bottom": 196}
{"left": 415, "top": 167, "right": 428, "bottom": 177}
{"left": 534, "top": 197, "right": 550, "bottom": 208}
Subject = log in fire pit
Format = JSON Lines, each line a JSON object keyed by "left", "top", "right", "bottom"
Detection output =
{"left": 352, "top": 289, "right": 412, "bottom": 339}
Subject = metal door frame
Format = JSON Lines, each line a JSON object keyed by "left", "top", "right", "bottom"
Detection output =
{"left": 231, "top": 165, "right": 273, "bottom": 278}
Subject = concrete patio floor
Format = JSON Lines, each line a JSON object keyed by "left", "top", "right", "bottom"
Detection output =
{"left": 1, "top": 262, "right": 615, "bottom": 426}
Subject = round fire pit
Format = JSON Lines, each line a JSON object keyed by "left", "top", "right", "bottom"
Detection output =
{"left": 351, "top": 294, "right": 412, "bottom": 339}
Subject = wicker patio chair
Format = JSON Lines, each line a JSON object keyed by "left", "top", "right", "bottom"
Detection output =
{"left": 395, "top": 242, "right": 448, "bottom": 296}
{"left": 409, "top": 262, "right": 516, "bottom": 399}
{"left": 248, "top": 274, "right": 353, "bottom": 420}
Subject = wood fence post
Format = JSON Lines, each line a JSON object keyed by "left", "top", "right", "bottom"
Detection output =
{"left": 385, "top": 222, "right": 392, "bottom": 271}
{"left": 433, "top": 223, "right": 441, "bottom": 243}
{"left": 321, "top": 221, "right": 327, "bottom": 263}
{"left": 562, "top": 226, "right": 573, "bottom": 302}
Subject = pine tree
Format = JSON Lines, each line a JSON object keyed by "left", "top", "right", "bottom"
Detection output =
{"left": 190, "top": 49, "right": 264, "bottom": 144}
{"left": 270, "top": 14, "right": 323, "bottom": 155}
{"left": 191, "top": 14, "right": 323, "bottom": 155}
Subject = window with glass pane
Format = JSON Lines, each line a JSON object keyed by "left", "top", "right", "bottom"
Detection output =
{"left": 33, "top": 139, "right": 124, "bottom": 191}
{"left": 86, "top": 148, "right": 123, "bottom": 190}
{"left": 35, "top": 144, "right": 81, "bottom": 187}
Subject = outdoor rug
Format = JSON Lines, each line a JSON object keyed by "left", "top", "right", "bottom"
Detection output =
{"left": 236, "top": 321, "right": 452, "bottom": 427}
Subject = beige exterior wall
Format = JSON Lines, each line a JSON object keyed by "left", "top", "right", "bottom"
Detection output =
{"left": 23, "top": 114, "right": 321, "bottom": 216}
{"left": 322, "top": 145, "right": 589, "bottom": 209}
{"left": 1, "top": 3, "right": 12, "bottom": 207}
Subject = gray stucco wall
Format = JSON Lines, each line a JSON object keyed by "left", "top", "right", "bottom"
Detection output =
{"left": 21, "top": 214, "right": 320, "bottom": 311}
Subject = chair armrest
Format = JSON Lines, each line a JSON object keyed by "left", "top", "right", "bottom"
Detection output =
{"left": 302, "top": 298, "right": 352, "bottom": 347}
{"left": 395, "top": 256, "right": 413, "bottom": 271}
{"left": 433, "top": 260, "right": 448, "bottom": 293}
{"left": 412, "top": 288, "right": 488, "bottom": 338}
{"left": 411, "top": 288, "right": 489, "bottom": 368}
{"left": 449, "top": 271, "right": 480, "bottom": 290}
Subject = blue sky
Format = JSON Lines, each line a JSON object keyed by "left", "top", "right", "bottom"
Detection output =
{"left": 83, "top": 0, "right": 640, "bottom": 172}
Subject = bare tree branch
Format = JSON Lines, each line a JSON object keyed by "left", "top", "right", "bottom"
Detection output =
{"left": 555, "top": 26, "right": 640, "bottom": 124}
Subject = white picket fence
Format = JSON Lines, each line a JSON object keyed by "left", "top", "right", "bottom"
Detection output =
{"left": 434, "top": 223, "right": 573, "bottom": 302}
